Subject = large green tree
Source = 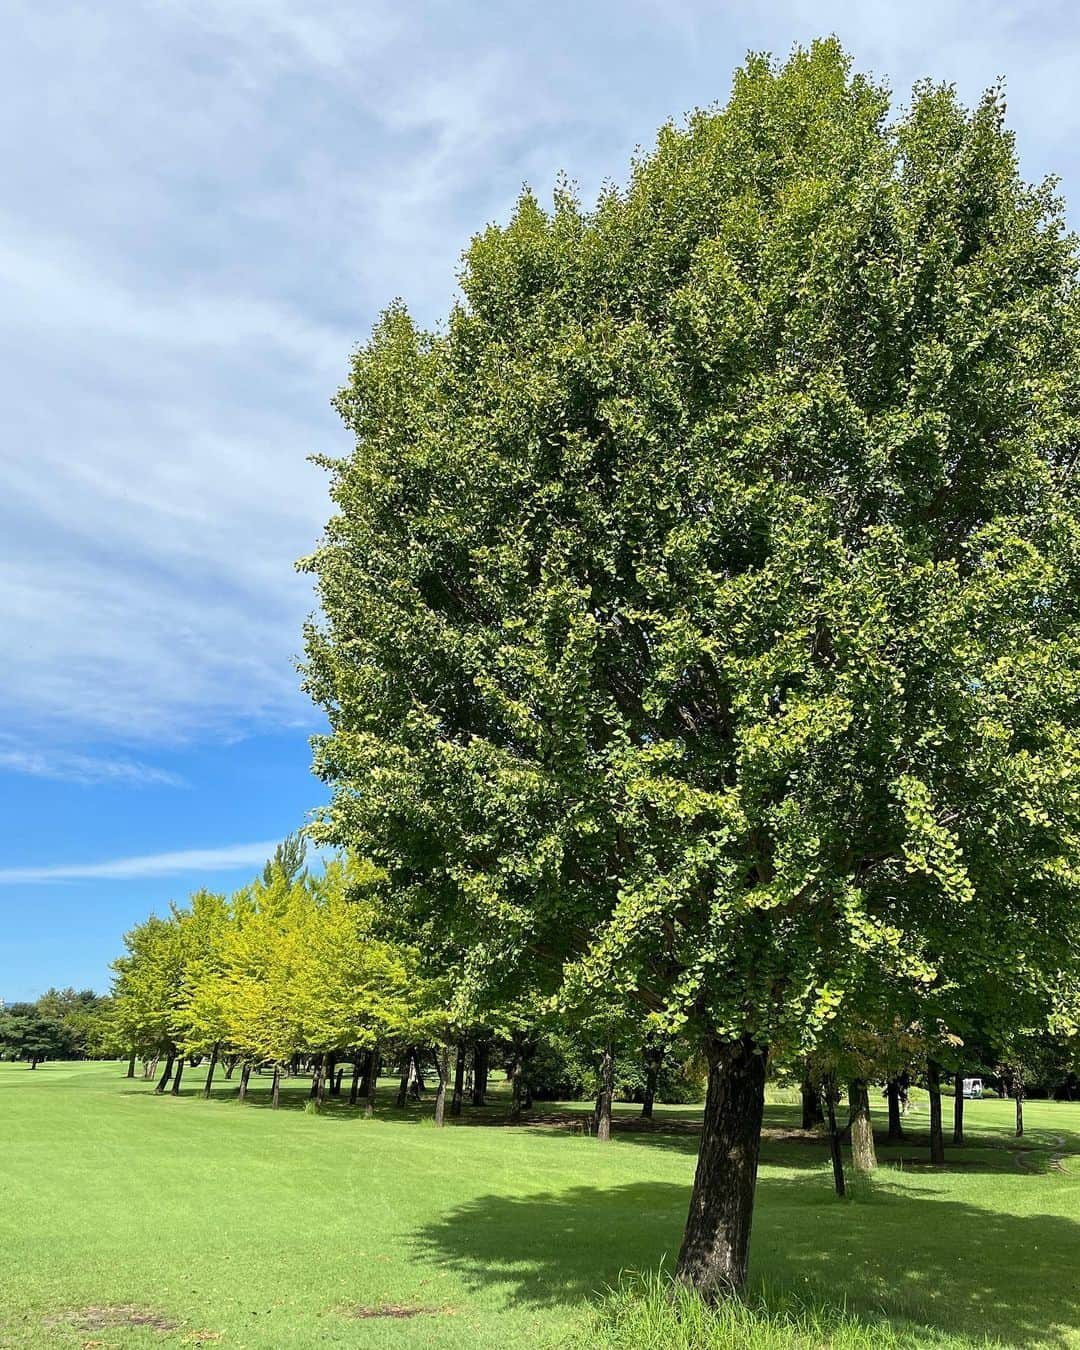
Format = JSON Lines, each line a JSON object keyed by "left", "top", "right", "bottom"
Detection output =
{"left": 302, "top": 41, "right": 1080, "bottom": 1295}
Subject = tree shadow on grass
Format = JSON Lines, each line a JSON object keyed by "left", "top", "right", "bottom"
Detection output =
{"left": 411, "top": 1173, "right": 1080, "bottom": 1347}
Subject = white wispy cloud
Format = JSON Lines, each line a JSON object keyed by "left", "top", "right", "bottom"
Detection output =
{"left": 1, "top": 0, "right": 1078, "bottom": 752}
{"left": 0, "top": 743, "right": 185, "bottom": 787}
{"left": 0, "top": 841, "right": 282, "bottom": 884}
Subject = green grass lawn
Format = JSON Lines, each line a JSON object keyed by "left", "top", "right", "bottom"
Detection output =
{"left": 0, "top": 1062, "right": 1078, "bottom": 1348}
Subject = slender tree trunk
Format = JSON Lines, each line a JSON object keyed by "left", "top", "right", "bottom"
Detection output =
{"left": 30, "top": 1058, "right": 39, "bottom": 1069}
{"left": 928, "top": 1059, "right": 945, "bottom": 1164}
{"left": 886, "top": 1078, "right": 904, "bottom": 1141}
{"left": 823, "top": 1075, "right": 846, "bottom": 1198}
{"left": 800, "top": 1064, "right": 823, "bottom": 1130}
{"left": 433, "top": 1044, "right": 449, "bottom": 1126}
{"left": 509, "top": 1044, "right": 525, "bottom": 1122}
{"left": 642, "top": 1048, "right": 663, "bottom": 1119}
{"left": 238, "top": 1063, "right": 251, "bottom": 1102}
{"left": 396, "top": 1050, "right": 411, "bottom": 1108}
{"left": 450, "top": 1039, "right": 466, "bottom": 1116}
{"left": 472, "top": 1041, "right": 488, "bottom": 1106}
{"left": 953, "top": 1072, "right": 965, "bottom": 1145}
{"left": 170, "top": 1055, "right": 185, "bottom": 1096}
{"left": 1015, "top": 1072, "right": 1025, "bottom": 1137}
{"left": 224, "top": 1057, "right": 236, "bottom": 1080}
{"left": 143, "top": 1056, "right": 158, "bottom": 1080}
{"left": 271, "top": 1064, "right": 281, "bottom": 1108}
{"left": 349, "top": 1055, "right": 362, "bottom": 1106}
{"left": 676, "top": 1036, "right": 768, "bottom": 1299}
{"left": 848, "top": 1079, "right": 876, "bottom": 1173}
{"left": 595, "top": 1040, "right": 615, "bottom": 1142}
{"left": 327, "top": 1055, "right": 339, "bottom": 1096}
{"left": 314, "top": 1053, "right": 327, "bottom": 1106}
{"left": 126, "top": 1051, "right": 136, "bottom": 1079}
{"left": 203, "top": 1042, "right": 220, "bottom": 1099}
{"left": 366, "top": 1048, "right": 380, "bottom": 1118}
{"left": 155, "top": 1052, "right": 175, "bottom": 1094}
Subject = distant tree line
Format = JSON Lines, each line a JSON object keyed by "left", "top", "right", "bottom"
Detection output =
{"left": 0, "top": 987, "right": 113, "bottom": 1067}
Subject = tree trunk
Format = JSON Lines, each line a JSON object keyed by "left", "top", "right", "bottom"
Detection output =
{"left": 238, "top": 1063, "right": 251, "bottom": 1102}
{"left": 509, "top": 1044, "right": 525, "bottom": 1122}
{"left": 847, "top": 1079, "right": 876, "bottom": 1173}
{"left": 314, "top": 1053, "right": 327, "bottom": 1106}
{"left": 823, "top": 1075, "right": 846, "bottom": 1198}
{"left": 953, "top": 1072, "right": 965, "bottom": 1145}
{"left": 595, "top": 1040, "right": 615, "bottom": 1142}
{"left": 675, "top": 1036, "right": 768, "bottom": 1299}
{"left": 203, "top": 1042, "right": 220, "bottom": 1099}
{"left": 396, "top": 1050, "right": 411, "bottom": 1108}
{"left": 155, "top": 1052, "right": 175, "bottom": 1094}
{"left": 126, "top": 1051, "right": 136, "bottom": 1079}
{"left": 472, "top": 1041, "right": 488, "bottom": 1106}
{"left": 450, "top": 1040, "right": 466, "bottom": 1116}
{"left": 271, "top": 1064, "right": 281, "bottom": 1108}
{"left": 143, "top": 1056, "right": 158, "bottom": 1079}
{"left": 30, "top": 1058, "right": 38, "bottom": 1069}
{"left": 800, "top": 1065, "right": 823, "bottom": 1130}
{"left": 642, "top": 1048, "right": 663, "bottom": 1119}
{"left": 327, "top": 1055, "right": 339, "bottom": 1096}
{"left": 170, "top": 1055, "right": 185, "bottom": 1096}
{"left": 366, "top": 1048, "right": 380, "bottom": 1118}
{"left": 928, "top": 1059, "right": 945, "bottom": 1164}
{"left": 433, "top": 1045, "right": 449, "bottom": 1126}
{"left": 1015, "top": 1072, "right": 1025, "bottom": 1137}
{"left": 886, "top": 1078, "right": 904, "bottom": 1141}
{"left": 224, "top": 1057, "right": 236, "bottom": 1080}
{"left": 349, "top": 1055, "right": 362, "bottom": 1106}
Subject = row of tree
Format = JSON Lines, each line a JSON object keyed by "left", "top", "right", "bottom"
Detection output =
{"left": 108, "top": 836, "right": 708, "bottom": 1127}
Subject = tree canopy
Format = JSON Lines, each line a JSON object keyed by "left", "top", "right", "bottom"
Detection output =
{"left": 301, "top": 39, "right": 1080, "bottom": 1294}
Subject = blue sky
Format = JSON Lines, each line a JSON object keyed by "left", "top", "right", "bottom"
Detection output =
{"left": 3, "top": 1, "right": 1080, "bottom": 1001}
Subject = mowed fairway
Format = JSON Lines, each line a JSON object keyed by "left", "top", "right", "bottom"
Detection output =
{"left": 1, "top": 1064, "right": 1079, "bottom": 1349}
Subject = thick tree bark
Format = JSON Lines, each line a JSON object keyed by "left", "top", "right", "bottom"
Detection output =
{"left": 314, "top": 1053, "right": 327, "bottom": 1106}
{"left": 800, "top": 1065, "right": 823, "bottom": 1130}
{"left": 847, "top": 1079, "right": 876, "bottom": 1173}
{"left": 155, "top": 1052, "right": 175, "bottom": 1094}
{"left": 433, "top": 1045, "right": 449, "bottom": 1126}
{"left": 886, "top": 1078, "right": 904, "bottom": 1141}
{"left": 238, "top": 1063, "right": 251, "bottom": 1102}
{"left": 126, "top": 1051, "right": 136, "bottom": 1079}
{"left": 676, "top": 1036, "right": 768, "bottom": 1299}
{"left": 953, "top": 1072, "right": 965, "bottom": 1145}
{"left": 271, "top": 1064, "right": 281, "bottom": 1108}
{"left": 823, "top": 1075, "right": 846, "bottom": 1198}
{"left": 170, "top": 1055, "right": 185, "bottom": 1096}
{"left": 595, "top": 1040, "right": 615, "bottom": 1142}
{"left": 450, "top": 1040, "right": 466, "bottom": 1116}
{"left": 642, "top": 1047, "right": 663, "bottom": 1119}
{"left": 472, "top": 1041, "right": 489, "bottom": 1106}
{"left": 203, "top": 1042, "right": 220, "bottom": 1099}
{"left": 928, "top": 1059, "right": 945, "bottom": 1164}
